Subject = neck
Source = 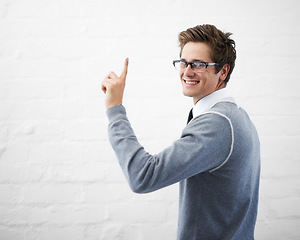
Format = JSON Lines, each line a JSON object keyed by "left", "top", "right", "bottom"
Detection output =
{"left": 216, "top": 81, "right": 226, "bottom": 90}
{"left": 193, "top": 86, "right": 227, "bottom": 105}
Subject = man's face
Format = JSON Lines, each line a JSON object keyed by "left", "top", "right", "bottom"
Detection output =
{"left": 180, "top": 42, "right": 224, "bottom": 104}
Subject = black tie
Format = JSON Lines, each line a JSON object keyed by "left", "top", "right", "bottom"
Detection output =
{"left": 187, "top": 108, "right": 193, "bottom": 124}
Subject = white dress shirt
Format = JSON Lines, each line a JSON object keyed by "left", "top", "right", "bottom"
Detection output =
{"left": 192, "top": 88, "right": 236, "bottom": 120}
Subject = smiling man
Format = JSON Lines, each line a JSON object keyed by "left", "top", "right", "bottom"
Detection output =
{"left": 176, "top": 42, "right": 228, "bottom": 103}
{"left": 101, "top": 24, "right": 260, "bottom": 240}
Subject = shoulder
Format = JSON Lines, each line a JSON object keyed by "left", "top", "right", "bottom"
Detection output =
{"left": 184, "top": 108, "right": 234, "bottom": 143}
{"left": 182, "top": 106, "right": 235, "bottom": 172}
{"left": 189, "top": 101, "right": 235, "bottom": 129}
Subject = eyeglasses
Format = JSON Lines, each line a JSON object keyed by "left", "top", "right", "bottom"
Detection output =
{"left": 173, "top": 60, "right": 220, "bottom": 73}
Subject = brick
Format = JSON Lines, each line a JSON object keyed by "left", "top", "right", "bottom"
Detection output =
{"left": 255, "top": 218, "right": 300, "bottom": 239}
{"left": 25, "top": 225, "right": 85, "bottom": 240}
{"left": 5, "top": 78, "right": 64, "bottom": 100}
{"left": 28, "top": 142, "right": 86, "bottom": 164}
{"left": 270, "top": 197, "right": 300, "bottom": 219}
{"left": 0, "top": 163, "right": 29, "bottom": 183}
{"left": 6, "top": 0, "right": 56, "bottom": 18}
{"left": 15, "top": 205, "right": 51, "bottom": 225}
{"left": 83, "top": 182, "right": 133, "bottom": 204}
{"left": 85, "top": 223, "right": 139, "bottom": 240}
{"left": 0, "top": 184, "right": 22, "bottom": 204}
{"left": 260, "top": 178, "right": 300, "bottom": 200}
{"left": 62, "top": 118, "right": 108, "bottom": 141}
{"left": 107, "top": 202, "right": 167, "bottom": 223}
{"left": 137, "top": 223, "right": 177, "bottom": 240}
{"left": 21, "top": 183, "right": 82, "bottom": 205}
{"left": 0, "top": 226, "right": 24, "bottom": 240}
{"left": 48, "top": 204, "right": 107, "bottom": 225}
{"left": 103, "top": 162, "right": 128, "bottom": 183}
{"left": 45, "top": 163, "right": 105, "bottom": 183}
{"left": 0, "top": 141, "right": 29, "bottom": 164}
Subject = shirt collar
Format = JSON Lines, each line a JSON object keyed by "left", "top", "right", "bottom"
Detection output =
{"left": 192, "top": 88, "right": 235, "bottom": 118}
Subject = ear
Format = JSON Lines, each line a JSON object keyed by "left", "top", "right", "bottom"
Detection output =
{"left": 219, "top": 64, "right": 230, "bottom": 81}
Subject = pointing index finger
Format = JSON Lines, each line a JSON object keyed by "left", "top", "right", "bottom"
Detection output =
{"left": 120, "top": 58, "right": 129, "bottom": 81}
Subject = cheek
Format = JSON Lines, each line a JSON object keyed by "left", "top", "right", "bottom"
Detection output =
{"left": 179, "top": 72, "right": 184, "bottom": 80}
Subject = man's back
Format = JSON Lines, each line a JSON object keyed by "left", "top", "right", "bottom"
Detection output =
{"left": 177, "top": 102, "right": 260, "bottom": 240}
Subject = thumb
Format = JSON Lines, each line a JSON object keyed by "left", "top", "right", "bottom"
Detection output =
{"left": 120, "top": 58, "right": 129, "bottom": 81}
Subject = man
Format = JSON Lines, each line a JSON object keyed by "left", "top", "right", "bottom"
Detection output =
{"left": 101, "top": 24, "right": 260, "bottom": 240}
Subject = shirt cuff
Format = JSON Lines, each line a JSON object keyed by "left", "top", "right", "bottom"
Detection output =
{"left": 106, "top": 104, "right": 127, "bottom": 123}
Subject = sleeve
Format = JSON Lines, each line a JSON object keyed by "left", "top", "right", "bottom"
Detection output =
{"left": 106, "top": 105, "right": 233, "bottom": 193}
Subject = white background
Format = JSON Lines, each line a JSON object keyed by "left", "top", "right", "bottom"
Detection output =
{"left": 0, "top": 0, "right": 299, "bottom": 239}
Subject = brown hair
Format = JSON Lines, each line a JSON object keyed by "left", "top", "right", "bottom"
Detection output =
{"left": 178, "top": 24, "right": 236, "bottom": 83}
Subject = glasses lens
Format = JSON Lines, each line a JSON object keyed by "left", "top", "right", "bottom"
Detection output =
{"left": 174, "top": 61, "right": 185, "bottom": 71}
{"left": 173, "top": 61, "right": 206, "bottom": 72}
{"left": 193, "top": 62, "right": 206, "bottom": 72}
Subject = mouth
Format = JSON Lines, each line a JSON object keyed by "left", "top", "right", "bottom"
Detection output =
{"left": 183, "top": 79, "right": 200, "bottom": 85}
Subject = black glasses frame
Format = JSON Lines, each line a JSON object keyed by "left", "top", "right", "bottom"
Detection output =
{"left": 173, "top": 60, "right": 220, "bottom": 72}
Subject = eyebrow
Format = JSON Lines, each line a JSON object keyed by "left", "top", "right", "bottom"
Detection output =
{"left": 180, "top": 58, "right": 207, "bottom": 62}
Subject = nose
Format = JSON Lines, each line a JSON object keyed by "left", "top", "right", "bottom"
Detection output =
{"left": 183, "top": 64, "right": 195, "bottom": 76}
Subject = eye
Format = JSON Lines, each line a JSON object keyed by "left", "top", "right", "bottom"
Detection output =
{"left": 194, "top": 62, "right": 206, "bottom": 67}
{"left": 180, "top": 61, "right": 188, "bottom": 67}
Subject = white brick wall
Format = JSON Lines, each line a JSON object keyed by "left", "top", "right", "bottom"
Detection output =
{"left": 0, "top": 0, "right": 299, "bottom": 239}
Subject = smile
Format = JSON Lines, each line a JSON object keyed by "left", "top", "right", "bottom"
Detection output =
{"left": 184, "top": 79, "right": 199, "bottom": 85}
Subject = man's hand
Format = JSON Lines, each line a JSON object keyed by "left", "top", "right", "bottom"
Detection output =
{"left": 101, "top": 58, "right": 129, "bottom": 109}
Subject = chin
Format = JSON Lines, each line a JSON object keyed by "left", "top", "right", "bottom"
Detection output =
{"left": 182, "top": 90, "right": 194, "bottom": 98}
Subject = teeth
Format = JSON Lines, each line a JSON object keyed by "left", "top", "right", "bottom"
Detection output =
{"left": 185, "top": 80, "right": 198, "bottom": 85}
